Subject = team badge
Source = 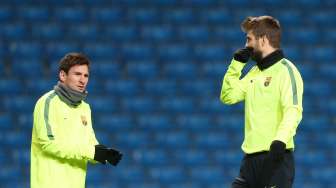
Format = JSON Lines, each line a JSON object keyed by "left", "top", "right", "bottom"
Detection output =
{"left": 81, "top": 115, "right": 87, "bottom": 126}
{"left": 264, "top": 77, "right": 272, "bottom": 87}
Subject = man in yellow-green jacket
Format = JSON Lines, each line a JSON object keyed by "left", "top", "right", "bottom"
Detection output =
{"left": 220, "top": 16, "right": 303, "bottom": 188}
{"left": 31, "top": 53, "right": 122, "bottom": 188}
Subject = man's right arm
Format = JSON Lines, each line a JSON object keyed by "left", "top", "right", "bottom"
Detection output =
{"left": 220, "top": 48, "right": 252, "bottom": 105}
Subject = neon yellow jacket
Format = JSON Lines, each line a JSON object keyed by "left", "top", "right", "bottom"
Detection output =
{"left": 31, "top": 90, "right": 99, "bottom": 188}
{"left": 220, "top": 58, "right": 303, "bottom": 154}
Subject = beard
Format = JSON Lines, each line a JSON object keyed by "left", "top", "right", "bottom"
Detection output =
{"left": 251, "top": 48, "right": 263, "bottom": 63}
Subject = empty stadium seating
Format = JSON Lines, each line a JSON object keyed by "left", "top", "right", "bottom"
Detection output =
{"left": 0, "top": 0, "right": 334, "bottom": 187}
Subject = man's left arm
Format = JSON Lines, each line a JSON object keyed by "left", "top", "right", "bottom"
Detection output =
{"left": 274, "top": 64, "right": 303, "bottom": 145}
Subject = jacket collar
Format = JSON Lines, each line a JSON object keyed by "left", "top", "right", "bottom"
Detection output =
{"left": 257, "top": 49, "right": 284, "bottom": 71}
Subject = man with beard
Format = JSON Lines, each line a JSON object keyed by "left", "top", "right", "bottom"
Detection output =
{"left": 220, "top": 16, "right": 303, "bottom": 188}
{"left": 31, "top": 53, "right": 122, "bottom": 188}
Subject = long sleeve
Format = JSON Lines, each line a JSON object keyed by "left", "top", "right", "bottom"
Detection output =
{"left": 274, "top": 63, "right": 303, "bottom": 144}
{"left": 33, "top": 96, "right": 95, "bottom": 161}
{"left": 220, "top": 59, "right": 252, "bottom": 105}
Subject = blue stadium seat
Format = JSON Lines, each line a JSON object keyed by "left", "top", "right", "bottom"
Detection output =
{"left": 133, "top": 149, "right": 169, "bottom": 166}
{"left": 54, "top": 7, "right": 86, "bottom": 22}
{"left": 90, "top": 62, "right": 120, "bottom": 79}
{"left": 17, "top": 113, "right": 33, "bottom": 130}
{"left": 213, "top": 150, "right": 242, "bottom": 167}
{"left": 311, "top": 167, "right": 335, "bottom": 183}
{"left": 200, "top": 8, "right": 232, "bottom": 25}
{"left": 0, "top": 6, "right": 11, "bottom": 22}
{"left": 155, "top": 132, "right": 190, "bottom": 148}
{"left": 67, "top": 24, "right": 98, "bottom": 41}
{"left": 9, "top": 42, "right": 42, "bottom": 58}
{"left": 126, "top": 61, "right": 158, "bottom": 79}
{"left": 18, "top": 6, "right": 49, "bottom": 22}
{"left": 301, "top": 115, "right": 329, "bottom": 132}
{"left": 148, "top": 166, "right": 184, "bottom": 183}
{"left": 163, "top": 62, "right": 196, "bottom": 78}
{"left": 179, "top": 80, "right": 216, "bottom": 96}
{"left": 104, "top": 79, "right": 139, "bottom": 96}
{"left": 282, "top": 46, "right": 302, "bottom": 61}
{"left": 309, "top": 11, "right": 336, "bottom": 26}
{"left": 83, "top": 43, "right": 119, "bottom": 60}
{"left": 144, "top": 79, "right": 177, "bottom": 96}
{"left": 91, "top": 7, "right": 123, "bottom": 23}
{"left": 0, "top": 113, "right": 12, "bottom": 129}
{"left": 166, "top": 183, "right": 202, "bottom": 188}
{"left": 173, "top": 149, "right": 208, "bottom": 166}
{"left": 158, "top": 44, "right": 192, "bottom": 61}
{"left": 126, "top": 183, "right": 160, "bottom": 188}
{"left": 0, "top": 62, "right": 4, "bottom": 75}
{"left": 0, "top": 23, "right": 26, "bottom": 39}
{"left": 11, "top": 60, "right": 44, "bottom": 78}
{"left": 88, "top": 97, "right": 118, "bottom": 113}
{"left": 46, "top": 42, "right": 80, "bottom": 60}
{"left": 178, "top": 25, "right": 209, "bottom": 42}
{"left": 0, "top": 165, "right": 21, "bottom": 182}
{"left": 190, "top": 166, "right": 224, "bottom": 183}
{"left": 176, "top": 114, "right": 212, "bottom": 132}
{"left": 3, "top": 96, "right": 35, "bottom": 113}
{"left": 114, "top": 132, "right": 149, "bottom": 149}
{"left": 304, "top": 80, "right": 332, "bottom": 97}
{"left": 201, "top": 62, "right": 227, "bottom": 79}
{"left": 305, "top": 46, "right": 335, "bottom": 62}
{"left": 213, "top": 27, "right": 244, "bottom": 44}
{"left": 276, "top": 10, "right": 302, "bottom": 27}
{"left": 104, "top": 25, "right": 137, "bottom": 42}
{"left": 127, "top": 8, "right": 159, "bottom": 24}
{"left": 324, "top": 29, "right": 336, "bottom": 44}
{"left": 137, "top": 114, "right": 171, "bottom": 131}
{"left": 122, "top": 43, "right": 153, "bottom": 61}
{"left": 2, "top": 131, "right": 28, "bottom": 147}
{"left": 95, "top": 114, "right": 133, "bottom": 131}
{"left": 160, "top": 97, "right": 195, "bottom": 113}
{"left": 288, "top": 28, "right": 319, "bottom": 45}
{"left": 162, "top": 8, "right": 195, "bottom": 24}
{"left": 0, "top": 79, "right": 22, "bottom": 95}
{"left": 116, "top": 166, "right": 145, "bottom": 182}
{"left": 194, "top": 44, "right": 228, "bottom": 61}
{"left": 141, "top": 26, "right": 173, "bottom": 42}
{"left": 121, "top": 97, "right": 156, "bottom": 113}
{"left": 25, "top": 79, "right": 54, "bottom": 95}
{"left": 32, "top": 23, "right": 63, "bottom": 40}
{"left": 319, "top": 64, "right": 336, "bottom": 80}
{"left": 194, "top": 132, "right": 230, "bottom": 149}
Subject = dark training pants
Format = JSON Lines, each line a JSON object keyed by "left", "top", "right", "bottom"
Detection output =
{"left": 232, "top": 151, "right": 294, "bottom": 188}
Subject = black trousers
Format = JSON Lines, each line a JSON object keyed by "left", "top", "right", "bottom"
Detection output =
{"left": 232, "top": 151, "right": 295, "bottom": 188}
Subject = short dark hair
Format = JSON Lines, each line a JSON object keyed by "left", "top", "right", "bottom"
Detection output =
{"left": 241, "top": 15, "right": 281, "bottom": 48}
{"left": 58, "top": 52, "right": 90, "bottom": 74}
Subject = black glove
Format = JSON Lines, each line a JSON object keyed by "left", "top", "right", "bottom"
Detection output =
{"left": 106, "top": 148, "right": 123, "bottom": 166}
{"left": 269, "top": 140, "right": 286, "bottom": 162}
{"left": 233, "top": 47, "right": 253, "bottom": 63}
{"left": 258, "top": 140, "right": 286, "bottom": 187}
{"left": 94, "top": 144, "right": 109, "bottom": 164}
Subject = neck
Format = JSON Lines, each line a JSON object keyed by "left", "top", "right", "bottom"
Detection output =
{"left": 262, "top": 47, "right": 277, "bottom": 58}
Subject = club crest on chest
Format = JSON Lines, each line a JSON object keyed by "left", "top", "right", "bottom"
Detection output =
{"left": 264, "top": 77, "right": 272, "bottom": 87}
{"left": 81, "top": 115, "right": 87, "bottom": 126}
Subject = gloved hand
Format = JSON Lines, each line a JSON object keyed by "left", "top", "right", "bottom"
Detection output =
{"left": 94, "top": 144, "right": 109, "bottom": 164}
{"left": 106, "top": 148, "right": 123, "bottom": 166}
{"left": 269, "top": 140, "right": 286, "bottom": 162}
{"left": 94, "top": 145, "right": 123, "bottom": 166}
{"left": 233, "top": 47, "right": 253, "bottom": 63}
